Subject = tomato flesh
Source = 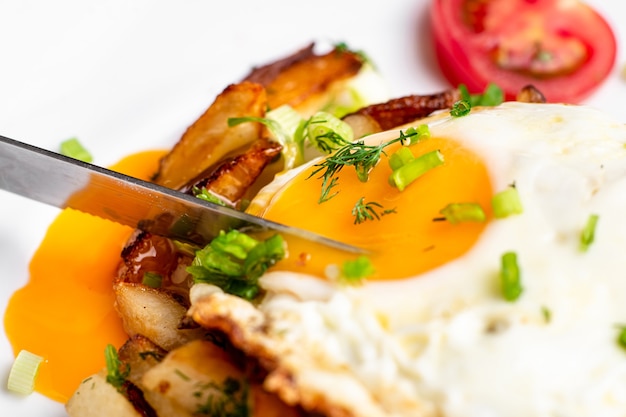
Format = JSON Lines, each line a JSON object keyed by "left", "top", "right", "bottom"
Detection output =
{"left": 431, "top": 0, "right": 616, "bottom": 103}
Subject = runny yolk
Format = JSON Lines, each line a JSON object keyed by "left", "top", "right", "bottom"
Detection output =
{"left": 3, "top": 150, "right": 165, "bottom": 403}
{"left": 257, "top": 136, "right": 493, "bottom": 280}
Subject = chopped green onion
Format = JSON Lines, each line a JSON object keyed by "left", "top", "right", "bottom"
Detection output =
{"left": 399, "top": 124, "right": 431, "bottom": 146}
{"left": 541, "top": 306, "right": 552, "bottom": 323}
{"left": 500, "top": 251, "right": 523, "bottom": 302}
{"left": 266, "top": 105, "right": 303, "bottom": 138}
{"left": 306, "top": 111, "right": 354, "bottom": 154}
{"left": 186, "top": 230, "right": 285, "bottom": 300}
{"left": 341, "top": 256, "right": 375, "bottom": 283}
{"left": 105, "top": 344, "right": 129, "bottom": 392}
{"left": 7, "top": 350, "right": 44, "bottom": 395}
{"left": 142, "top": 272, "right": 163, "bottom": 288}
{"left": 439, "top": 203, "right": 486, "bottom": 224}
{"left": 193, "top": 186, "right": 228, "bottom": 206}
{"left": 617, "top": 325, "right": 626, "bottom": 350}
{"left": 478, "top": 83, "right": 504, "bottom": 106}
{"left": 210, "top": 229, "right": 260, "bottom": 260}
{"left": 450, "top": 100, "right": 471, "bottom": 117}
{"left": 459, "top": 83, "right": 504, "bottom": 107}
{"left": 580, "top": 214, "right": 599, "bottom": 252}
{"left": 491, "top": 186, "right": 523, "bottom": 218}
{"left": 60, "top": 138, "right": 93, "bottom": 163}
{"left": 266, "top": 105, "right": 306, "bottom": 168}
{"left": 414, "top": 124, "right": 431, "bottom": 141}
{"left": 389, "top": 150, "right": 444, "bottom": 191}
{"left": 228, "top": 112, "right": 304, "bottom": 170}
{"left": 388, "top": 147, "right": 414, "bottom": 171}
{"left": 243, "top": 234, "right": 286, "bottom": 282}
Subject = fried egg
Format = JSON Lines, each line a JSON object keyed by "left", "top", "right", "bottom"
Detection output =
{"left": 190, "top": 102, "right": 626, "bottom": 417}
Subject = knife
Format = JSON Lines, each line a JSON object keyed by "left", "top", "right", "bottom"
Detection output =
{"left": 0, "top": 135, "right": 364, "bottom": 253}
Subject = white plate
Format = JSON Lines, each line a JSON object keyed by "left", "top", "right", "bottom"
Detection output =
{"left": 0, "top": 0, "right": 623, "bottom": 415}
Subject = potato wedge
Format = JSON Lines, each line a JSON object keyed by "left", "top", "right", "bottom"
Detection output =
{"left": 141, "top": 339, "right": 245, "bottom": 415}
{"left": 66, "top": 370, "right": 142, "bottom": 417}
{"left": 153, "top": 82, "right": 267, "bottom": 190}
{"left": 140, "top": 339, "right": 305, "bottom": 416}
{"left": 244, "top": 44, "right": 364, "bottom": 116}
{"left": 342, "top": 88, "right": 461, "bottom": 137}
{"left": 117, "top": 335, "right": 195, "bottom": 417}
{"left": 118, "top": 335, "right": 167, "bottom": 384}
{"left": 180, "top": 137, "right": 282, "bottom": 208}
{"left": 113, "top": 282, "right": 205, "bottom": 351}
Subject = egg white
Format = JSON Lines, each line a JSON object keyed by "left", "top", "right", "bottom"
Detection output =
{"left": 194, "top": 102, "right": 626, "bottom": 417}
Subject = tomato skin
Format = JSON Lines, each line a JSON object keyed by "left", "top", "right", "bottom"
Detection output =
{"left": 431, "top": 0, "right": 617, "bottom": 103}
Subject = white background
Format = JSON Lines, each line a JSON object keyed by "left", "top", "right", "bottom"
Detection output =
{"left": 0, "top": 1, "right": 623, "bottom": 415}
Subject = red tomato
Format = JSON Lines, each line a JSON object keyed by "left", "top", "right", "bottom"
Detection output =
{"left": 431, "top": 0, "right": 617, "bottom": 103}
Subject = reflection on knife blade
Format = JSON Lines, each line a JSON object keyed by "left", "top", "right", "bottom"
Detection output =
{"left": 0, "top": 135, "right": 365, "bottom": 254}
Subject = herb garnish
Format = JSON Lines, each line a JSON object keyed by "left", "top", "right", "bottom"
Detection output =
{"left": 580, "top": 213, "right": 599, "bottom": 252}
{"left": 616, "top": 325, "right": 626, "bottom": 351}
{"left": 341, "top": 256, "right": 375, "bottom": 283}
{"left": 492, "top": 185, "right": 523, "bottom": 218}
{"left": 60, "top": 137, "right": 93, "bottom": 163}
{"left": 308, "top": 125, "right": 430, "bottom": 203}
{"left": 450, "top": 100, "right": 471, "bottom": 117}
{"left": 193, "top": 186, "right": 228, "bottom": 206}
{"left": 459, "top": 83, "right": 504, "bottom": 107}
{"left": 195, "top": 377, "right": 249, "bottom": 417}
{"left": 186, "top": 230, "right": 285, "bottom": 300}
{"left": 104, "top": 344, "right": 129, "bottom": 393}
{"left": 352, "top": 197, "right": 396, "bottom": 224}
{"left": 500, "top": 251, "right": 523, "bottom": 302}
{"left": 438, "top": 202, "right": 486, "bottom": 224}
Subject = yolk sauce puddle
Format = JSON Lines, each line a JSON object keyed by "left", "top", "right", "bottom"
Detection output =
{"left": 4, "top": 150, "right": 165, "bottom": 402}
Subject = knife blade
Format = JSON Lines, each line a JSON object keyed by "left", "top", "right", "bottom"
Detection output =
{"left": 0, "top": 135, "right": 364, "bottom": 253}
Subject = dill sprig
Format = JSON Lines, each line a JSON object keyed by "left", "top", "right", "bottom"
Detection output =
{"left": 308, "top": 139, "right": 398, "bottom": 203}
{"left": 307, "top": 126, "right": 427, "bottom": 203}
{"left": 352, "top": 198, "right": 397, "bottom": 224}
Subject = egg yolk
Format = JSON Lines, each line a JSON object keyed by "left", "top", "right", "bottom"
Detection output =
{"left": 258, "top": 136, "right": 493, "bottom": 280}
{"left": 3, "top": 150, "right": 165, "bottom": 402}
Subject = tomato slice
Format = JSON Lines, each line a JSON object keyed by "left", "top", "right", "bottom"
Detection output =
{"left": 431, "top": 0, "right": 616, "bottom": 103}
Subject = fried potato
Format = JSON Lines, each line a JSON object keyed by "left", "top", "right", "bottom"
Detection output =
{"left": 113, "top": 282, "right": 206, "bottom": 351}
{"left": 117, "top": 335, "right": 192, "bottom": 417}
{"left": 243, "top": 43, "right": 364, "bottom": 116}
{"left": 140, "top": 339, "right": 304, "bottom": 417}
{"left": 342, "top": 88, "right": 461, "bottom": 137}
{"left": 141, "top": 339, "right": 245, "bottom": 415}
{"left": 66, "top": 370, "right": 142, "bottom": 417}
{"left": 117, "top": 335, "right": 167, "bottom": 383}
{"left": 179, "top": 137, "right": 283, "bottom": 208}
{"left": 153, "top": 82, "right": 268, "bottom": 190}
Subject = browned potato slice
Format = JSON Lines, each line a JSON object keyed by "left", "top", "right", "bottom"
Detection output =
{"left": 118, "top": 335, "right": 167, "bottom": 383}
{"left": 141, "top": 339, "right": 245, "bottom": 415}
{"left": 342, "top": 88, "right": 461, "bottom": 137}
{"left": 114, "top": 282, "right": 205, "bottom": 351}
{"left": 180, "top": 137, "right": 283, "bottom": 208}
{"left": 117, "top": 335, "right": 195, "bottom": 417}
{"left": 66, "top": 370, "right": 142, "bottom": 417}
{"left": 243, "top": 44, "right": 364, "bottom": 116}
{"left": 153, "top": 82, "right": 268, "bottom": 190}
{"left": 141, "top": 339, "right": 304, "bottom": 416}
